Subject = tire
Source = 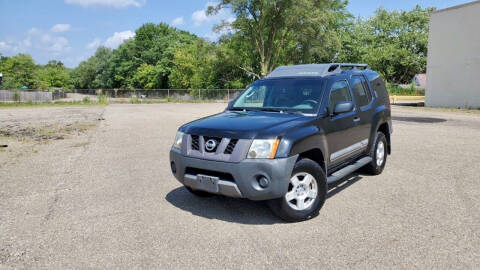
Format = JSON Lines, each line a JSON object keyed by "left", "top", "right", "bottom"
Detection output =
{"left": 185, "top": 186, "right": 214, "bottom": 197}
{"left": 267, "top": 158, "right": 327, "bottom": 222}
{"left": 363, "top": 131, "right": 387, "bottom": 175}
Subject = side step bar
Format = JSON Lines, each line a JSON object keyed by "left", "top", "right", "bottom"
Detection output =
{"left": 327, "top": 156, "right": 372, "bottom": 184}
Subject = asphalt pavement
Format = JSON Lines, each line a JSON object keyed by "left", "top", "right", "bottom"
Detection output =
{"left": 1, "top": 104, "right": 479, "bottom": 269}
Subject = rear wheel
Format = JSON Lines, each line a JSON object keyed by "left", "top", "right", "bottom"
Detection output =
{"left": 268, "top": 158, "right": 327, "bottom": 222}
{"left": 363, "top": 132, "right": 387, "bottom": 175}
{"left": 185, "top": 186, "right": 214, "bottom": 197}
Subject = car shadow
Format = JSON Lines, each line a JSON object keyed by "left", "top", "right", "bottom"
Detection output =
{"left": 165, "top": 174, "right": 364, "bottom": 225}
{"left": 165, "top": 186, "right": 283, "bottom": 225}
{"left": 327, "top": 174, "right": 363, "bottom": 199}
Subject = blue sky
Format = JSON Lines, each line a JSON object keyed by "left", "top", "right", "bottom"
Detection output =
{"left": 0, "top": 0, "right": 473, "bottom": 68}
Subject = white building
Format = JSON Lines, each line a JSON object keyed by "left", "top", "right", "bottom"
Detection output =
{"left": 426, "top": 1, "right": 480, "bottom": 108}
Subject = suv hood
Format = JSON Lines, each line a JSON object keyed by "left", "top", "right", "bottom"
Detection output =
{"left": 180, "top": 110, "right": 310, "bottom": 139}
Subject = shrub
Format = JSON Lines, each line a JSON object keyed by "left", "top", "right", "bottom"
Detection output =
{"left": 97, "top": 95, "right": 109, "bottom": 105}
{"left": 130, "top": 96, "right": 141, "bottom": 104}
{"left": 13, "top": 90, "right": 21, "bottom": 102}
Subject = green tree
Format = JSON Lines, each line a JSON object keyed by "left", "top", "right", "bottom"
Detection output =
{"left": 108, "top": 23, "right": 197, "bottom": 89}
{"left": 133, "top": 64, "right": 161, "bottom": 89}
{"left": 209, "top": 0, "right": 349, "bottom": 77}
{"left": 37, "top": 62, "right": 73, "bottom": 90}
{"left": 337, "top": 6, "right": 434, "bottom": 83}
{"left": 71, "top": 46, "right": 113, "bottom": 89}
{"left": 169, "top": 39, "right": 218, "bottom": 89}
{"left": 0, "top": 54, "right": 38, "bottom": 89}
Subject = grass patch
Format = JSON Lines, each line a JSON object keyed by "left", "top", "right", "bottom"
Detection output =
{"left": 0, "top": 101, "right": 107, "bottom": 108}
{"left": 387, "top": 83, "right": 425, "bottom": 96}
{"left": 98, "top": 95, "right": 109, "bottom": 105}
{"left": 122, "top": 98, "right": 221, "bottom": 104}
{"left": 130, "top": 96, "right": 142, "bottom": 104}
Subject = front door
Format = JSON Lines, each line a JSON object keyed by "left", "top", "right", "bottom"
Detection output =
{"left": 322, "top": 79, "right": 361, "bottom": 166}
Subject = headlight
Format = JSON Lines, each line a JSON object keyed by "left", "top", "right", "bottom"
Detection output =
{"left": 247, "top": 139, "right": 280, "bottom": 159}
{"left": 173, "top": 131, "right": 184, "bottom": 149}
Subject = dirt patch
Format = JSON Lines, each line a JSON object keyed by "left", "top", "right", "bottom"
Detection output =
{"left": 0, "top": 106, "right": 104, "bottom": 142}
{"left": 0, "top": 123, "right": 97, "bottom": 141}
{"left": 0, "top": 106, "right": 105, "bottom": 168}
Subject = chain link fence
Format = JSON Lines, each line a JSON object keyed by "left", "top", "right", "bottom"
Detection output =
{"left": 72, "top": 89, "right": 245, "bottom": 101}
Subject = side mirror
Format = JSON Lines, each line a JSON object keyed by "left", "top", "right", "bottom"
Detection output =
{"left": 333, "top": 101, "right": 354, "bottom": 115}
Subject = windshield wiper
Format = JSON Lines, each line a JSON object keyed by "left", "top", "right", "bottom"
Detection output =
{"left": 283, "top": 110, "right": 305, "bottom": 115}
{"left": 259, "top": 108, "right": 284, "bottom": 113}
{"left": 230, "top": 107, "right": 260, "bottom": 112}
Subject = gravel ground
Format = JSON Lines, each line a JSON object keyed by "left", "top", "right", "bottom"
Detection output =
{"left": 0, "top": 104, "right": 479, "bottom": 269}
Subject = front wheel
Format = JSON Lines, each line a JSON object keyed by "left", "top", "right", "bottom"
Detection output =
{"left": 268, "top": 158, "right": 327, "bottom": 222}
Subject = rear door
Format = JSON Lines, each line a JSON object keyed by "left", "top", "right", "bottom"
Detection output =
{"left": 349, "top": 74, "right": 374, "bottom": 149}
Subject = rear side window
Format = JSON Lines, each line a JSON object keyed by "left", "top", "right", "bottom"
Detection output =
{"left": 329, "top": 80, "right": 352, "bottom": 113}
{"left": 351, "top": 76, "right": 371, "bottom": 107}
{"left": 366, "top": 71, "right": 389, "bottom": 102}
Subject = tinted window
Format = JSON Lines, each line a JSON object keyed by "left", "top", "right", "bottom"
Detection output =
{"left": 365, "top": 71, "right": 388, "bottom": 102}
{"left": 329, "top": 80, "right": 352, "bottom": 113}
{"left": 351, "top": 76, "right": 371, "bottom": 107}
{"left": 232, "top": 78, "right": 324, "bottom": 114}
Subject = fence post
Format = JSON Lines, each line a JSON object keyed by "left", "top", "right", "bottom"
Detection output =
{"left": 167, "top": 89, "right": 170, "bottom": 100}
{"left": 198, "top": 89, "right": 201, "bottom": 100}
{"left": 227, "top": 89, "right": 230, "bottom": 101}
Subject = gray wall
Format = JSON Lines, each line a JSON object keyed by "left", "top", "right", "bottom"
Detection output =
{"left": 0, "top": 90, "right": 53, "bottom": 102}
{"left": 426, "top": 1, "right": 480, "bottom": 108}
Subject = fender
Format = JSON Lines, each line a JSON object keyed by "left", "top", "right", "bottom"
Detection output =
{"left": 368, "top": 105, "right": 392, "bottom": 153}
{"left": 276, "top": 123, "right": 327, "bottom": 166}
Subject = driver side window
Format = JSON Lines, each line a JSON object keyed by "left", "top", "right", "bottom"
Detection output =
{"left": 329, "top": 81, "right": 352, "bottom": 113}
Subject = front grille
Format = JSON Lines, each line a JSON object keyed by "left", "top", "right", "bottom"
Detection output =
{"left": 203, "top": 136, "right": 222, "bottom": 153}
{"left": 191, "top": 135, "right": 200, "bottom": 150}
{"left": 185, "top": 167, "right": 235, "bottom": 182}
{"left": 189, "top": 135, "right": 238, "bottom": 155}
{"left": 224, "top": 139, "right": 238, "bottom": 154}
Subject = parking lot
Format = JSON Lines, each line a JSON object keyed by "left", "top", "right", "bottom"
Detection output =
{"left": 1, "top": 103, "right": 479, "bottom": 269}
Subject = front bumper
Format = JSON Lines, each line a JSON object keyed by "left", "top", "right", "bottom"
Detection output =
{"left": 170, "top": 148, "right": 298, "bottom": 200}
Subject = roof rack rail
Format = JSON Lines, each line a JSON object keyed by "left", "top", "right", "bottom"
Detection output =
{"left": 267, "top": 63, "right": 370, "bottom": 78}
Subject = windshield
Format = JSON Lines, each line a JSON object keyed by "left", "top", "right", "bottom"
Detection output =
{"left": 231, "top": 78, "right": 324, "bottom": 114}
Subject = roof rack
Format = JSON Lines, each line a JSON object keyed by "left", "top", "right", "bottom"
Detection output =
{"left": 266, "top": 63, "right": 370, "bottom": 78}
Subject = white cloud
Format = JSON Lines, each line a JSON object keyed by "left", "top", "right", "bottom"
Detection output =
{"left": 84, "top": 30, "right": 134, "bottom": 55}
{"left": 192, "top": 1, "right": 234, "bottom": 27}
{"left": 49, "top": 37, "right": 70, "bottom": 53}
{"left": 104, "top": 30, "right": 135, "bottom": 48}
{"left": 171, "top": 17, "right": 185, "bottom": 27}
{"left": 51, "top": 24, "right": 71, "bottom": 33}
{"left": 86, "top": 38, "right": 102, "bottom": 50}
{"left": 192, "top": 10, "right": 209, "bottom": 26}
{"left": 64, "top": 0, "right": 146, "bottom": 8}
{"left": 0, "top": 41, "right": 18, "bottom": 54}
{"left": 0, "top": 27, "right": 71, "bottom": 57}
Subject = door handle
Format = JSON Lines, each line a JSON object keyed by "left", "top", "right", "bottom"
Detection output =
{"left": 353, "top": 117, "right": 361, "bottom": 122}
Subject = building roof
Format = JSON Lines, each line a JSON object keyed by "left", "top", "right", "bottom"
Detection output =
{"left": 432, "top": 0, "right": 480, "bottom": 14}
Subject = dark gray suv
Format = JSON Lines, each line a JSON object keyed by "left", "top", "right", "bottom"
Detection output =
{"left": 170, "top": 63, "right": 392, "bottom": 222}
